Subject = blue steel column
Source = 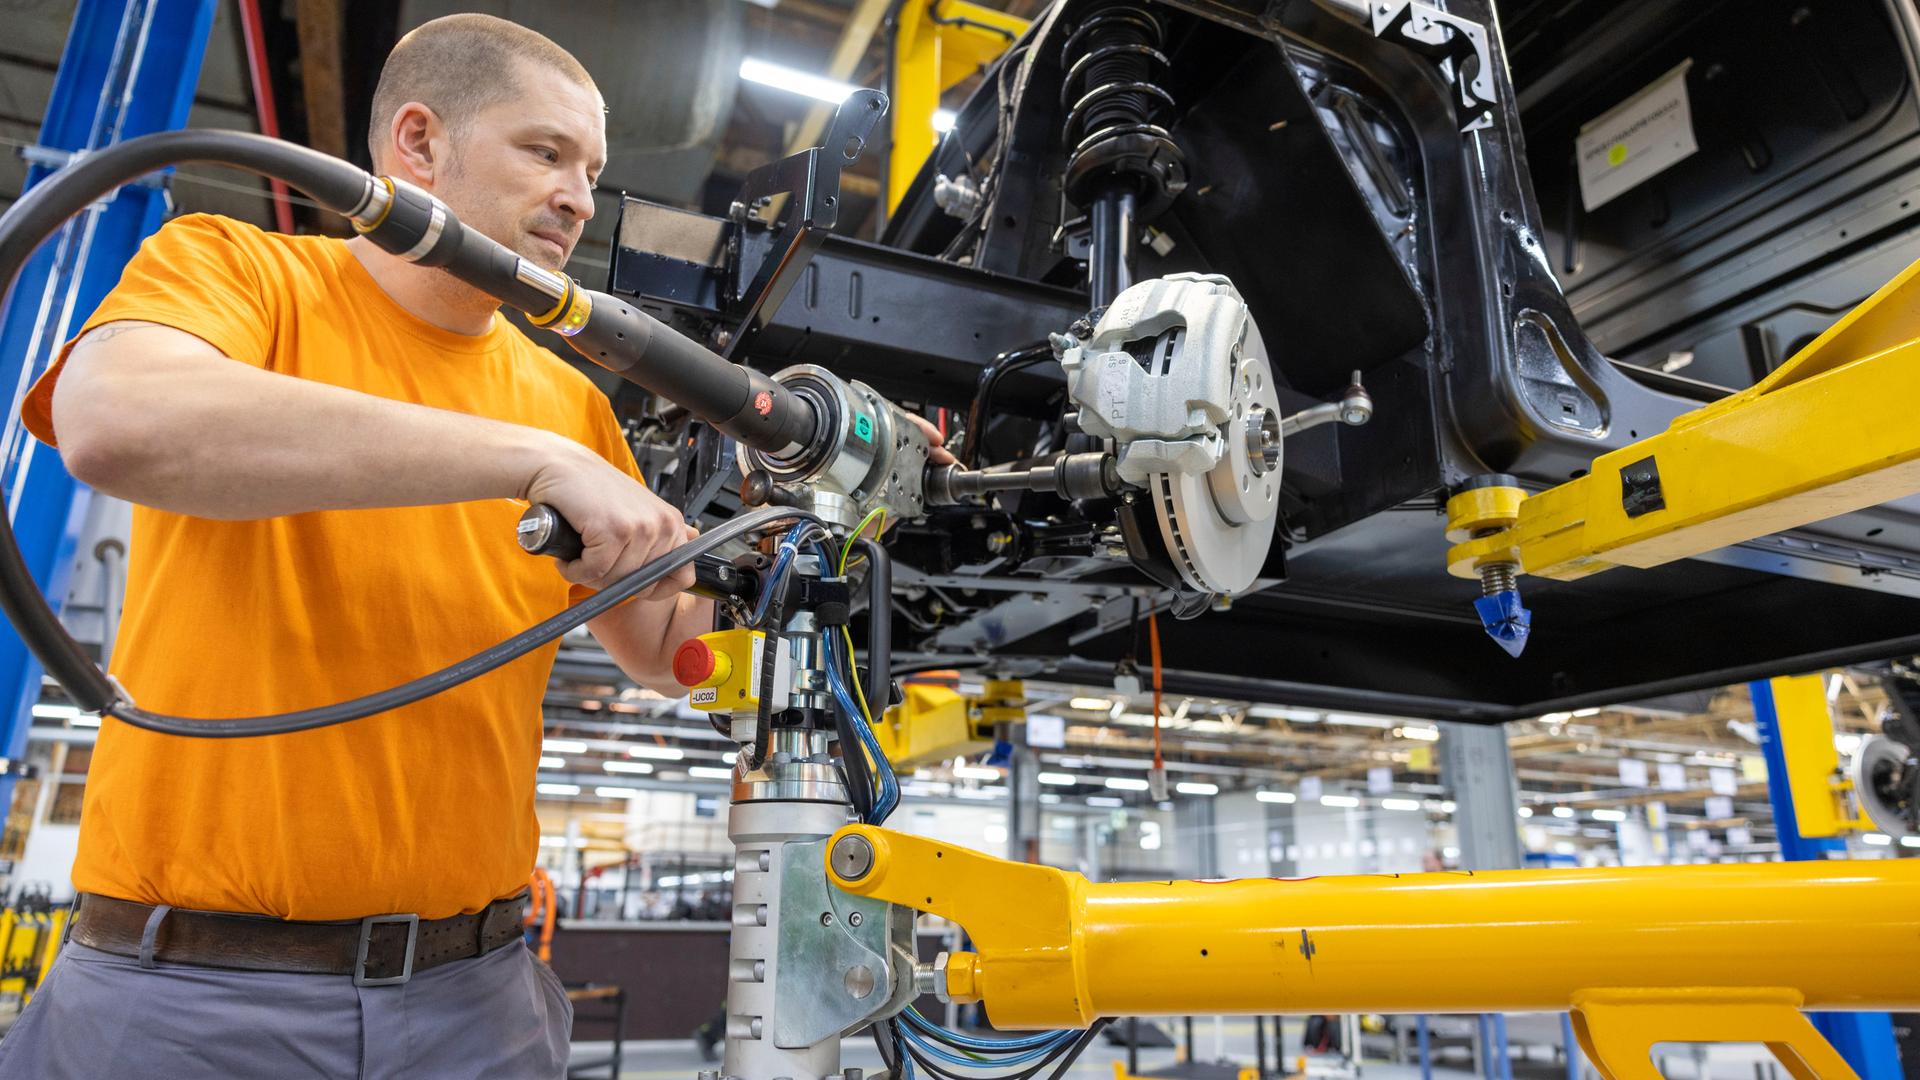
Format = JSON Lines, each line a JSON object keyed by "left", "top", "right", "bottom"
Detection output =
{"left": 0, "top": 0, "right": 218, "bottom": 806}
{"left": 1749, "top": 679, "right": 1904, "bottom": 1080}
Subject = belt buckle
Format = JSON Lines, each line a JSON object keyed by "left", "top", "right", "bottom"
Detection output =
{"left": 354, "top": 912, "right": 420, "bottom": 987}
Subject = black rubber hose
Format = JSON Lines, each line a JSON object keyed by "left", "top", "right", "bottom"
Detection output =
{"left": 0, "top": 128, "right": 829, "bottom": 728}
{"left": 743, "top": 625, "right": 781, "bottom": 772}
{"left": 959, "top": 343, "right": 1053, "bottom": 469}
{"left": 0, "top": 129, "right": 375, "bottom": 714}
{"left": 104, "top": 506, "right": 819, "bottom": 738}
{"left": 857, "top": 537, "right": 892, "bottom": 716}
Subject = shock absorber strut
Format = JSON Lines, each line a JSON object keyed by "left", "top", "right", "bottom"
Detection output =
{"left": 1060, "top": 1, "right": 1188, "bottom": 307}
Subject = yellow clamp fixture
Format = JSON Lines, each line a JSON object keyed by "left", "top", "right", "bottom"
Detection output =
{"left": 1438, "top": 249, "right": 1920, "bottom": 658}
{"left": 1443, "top": 475, "right": 1530, "bottom": 656}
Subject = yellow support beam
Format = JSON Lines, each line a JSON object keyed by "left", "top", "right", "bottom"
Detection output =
{"left": 1766, "top": 674, "right": 1872, "bottom": 838}
{"left": 888, "top": 0, "right": 1029, "bottom": 212}
{"left": 1447, "top": 252, "right": 1920, "bottom": 583}
{"left": 826, "top": 824, "right": 1920, "bottom": 1032}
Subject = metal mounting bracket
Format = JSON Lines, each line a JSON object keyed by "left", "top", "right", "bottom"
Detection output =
{"left": 1366, "top": 1, "right": 1496, "bottom": 127}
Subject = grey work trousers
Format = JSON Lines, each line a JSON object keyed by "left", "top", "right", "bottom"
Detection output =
{"left": 0, "top": 937, "right": 573, "bottom": 1078}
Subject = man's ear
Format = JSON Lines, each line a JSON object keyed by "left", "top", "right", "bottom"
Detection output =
{"left": 385, "top": 101, "right": 447, "bottom": 188}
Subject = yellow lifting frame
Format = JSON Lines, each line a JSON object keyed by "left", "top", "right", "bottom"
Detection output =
{"left": 826, "top": 823, "right": 1920, "bottom": 1079}
{"left": 1447, "top": 252, "right": 1920, "bottom": 583}
{"left": 888, "top": 0, "right": 1029, "bottom": 212}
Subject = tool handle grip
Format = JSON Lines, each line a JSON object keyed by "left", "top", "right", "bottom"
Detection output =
{"left": 516, "top": 505, "right": 758, "bottom": 603}
{"left": 517, "top": 504, "right": 584, "bottom": 561}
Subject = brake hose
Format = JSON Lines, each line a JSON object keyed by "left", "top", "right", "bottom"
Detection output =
{"left": 0, "top": 127, "right": 829, "bottom": 736}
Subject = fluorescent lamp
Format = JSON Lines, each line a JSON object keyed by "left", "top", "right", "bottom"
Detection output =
{"left": 539, "top": 836, "right": 587, "bottom": 848}
{"left": 31, "top": 704, "right": 78, "bottom": 721}
{"left": 543, "top": 739, "right": 589, "bottom": 754}
{"left": 1255, "top": 790, "right": 1296, "bottom": 804}
{"left": 1591, "top": 808, "right": 1627, "bottom": 822}
{"left": 628, "top": 746, "right": 685, "bottom": 761}
{"left": 1862, "top": 833, "right": 1893, "bottom": 846}
{"left": 1037, "top": 772, "right": 1079, "bottom": 786}
{"left": 1070, "top": 697, "right": 1112, "bottom": 711}
{"left": 1086, "top": 796, "right": 1124, "bottom": 808}
{"left": 688, "top": 765, "right": 734, "bottom": 780}
{"left": 1380, "top": 797, "right": 1422, "bottom": 812}
{"left": 1105, "top": 777, "right": 1150, "bottom": 791}
{"left": 1552, "top": 806, "right": 1575, "bottom": 819}
{"left": 1320, "top": 794, "right": 1360, "bottom": 808}
{"left": 739, "top": 57, "right": 857, "bottom": 104}
{"left": 1248, "top": 705, "right": 1320, "bottom": 722}
{"left": 1517, "top": 806, "right": 1534, "bottom": 818}
{"left": 932, "top": 108, "right": 958, "bottom": 132}
{"left": 603, "top": 761, "right": 654, "bottom": 775}
{"left": 1439, "top": 801, "right": 1456, "bottom": 813}
{"left": 723, "top": 751, "right": 738, "bottom": 764}
{"left": 954, "top": 765, "right": 1002, "bottom": 781}
{"left": 71, "top": 713, "right": 101, "bottom": 728}
{"left": 1901, "top": 836, "right": 1920, "bottom": 849}
{"left": 536, "top": 783, "right": 581, "bottom": 796}
{"left": 1324, "top": 713, "right": 1396, "bottom": 729}
{"left": 594, "top": 786, "right": 643, "bottom": 799}
{"left": 1174, "top": 781, "right": 1218, "bottom": 796}
{"left": 1395, "top": 725, "right": 1441, "bottom": 742}
{"left": 538, "top": 756, "right": 566, "bottom": 769}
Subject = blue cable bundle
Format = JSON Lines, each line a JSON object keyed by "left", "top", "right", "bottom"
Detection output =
{"left": 807, "top": 535, "right": 1101, "bottom": 1078}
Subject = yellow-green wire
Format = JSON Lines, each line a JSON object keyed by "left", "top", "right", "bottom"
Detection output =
{"left": 840, "top": 508, "right": 887, "bottom": 732}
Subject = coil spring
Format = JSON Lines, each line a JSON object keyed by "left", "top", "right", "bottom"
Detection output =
{"left": 1059, "top": 3, "right": 1176, "bottom": 180}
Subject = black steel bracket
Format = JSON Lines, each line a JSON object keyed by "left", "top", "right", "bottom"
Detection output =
{"left": 721, "top": 89, "right": 890, "bottom": 360}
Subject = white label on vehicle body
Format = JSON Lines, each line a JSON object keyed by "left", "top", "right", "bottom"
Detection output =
{"left": 1575, "top": 59, "right": 1698, "bottom": 211}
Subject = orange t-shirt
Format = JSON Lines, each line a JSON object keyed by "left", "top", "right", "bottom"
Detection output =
{"left": 22, "top": 213, "right": 640, "bottom": 921}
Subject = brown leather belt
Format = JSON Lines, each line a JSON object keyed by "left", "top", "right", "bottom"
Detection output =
{"left": 70, "top": 891, "right": 530, "bottom": 987}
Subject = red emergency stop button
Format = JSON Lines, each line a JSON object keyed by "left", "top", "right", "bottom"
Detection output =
{"left": 674, "top": 638, "right": 717, "bottom": 687}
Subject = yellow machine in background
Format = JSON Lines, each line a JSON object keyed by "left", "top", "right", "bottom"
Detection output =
{"left": 871, "top": 678, "right": 1024, "bottom": 768}
{"left": 887, "top": 0, "right": 1029, "bottom": 211}
{"left": 0, "top": 902, "right": 63, "bottom": 1006}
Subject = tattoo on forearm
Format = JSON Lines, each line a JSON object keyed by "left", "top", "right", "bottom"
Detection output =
{"left": 76, "top": 321, "right": 165, "bottom": 349}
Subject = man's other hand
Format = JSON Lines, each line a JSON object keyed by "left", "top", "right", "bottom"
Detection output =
{"left": 904, "top": 411, "right": 956, "bottom": 466}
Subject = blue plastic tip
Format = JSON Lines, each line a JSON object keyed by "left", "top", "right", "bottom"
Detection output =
{"left": 1473, "top": 590, "right": 1532, "bottom": 658}
{"left": 983, "top": 738, "right": 1014, "bottom": 767}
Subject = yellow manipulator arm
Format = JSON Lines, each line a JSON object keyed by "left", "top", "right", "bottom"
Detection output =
{"left": 823, "top": 823, "right": 1920, "bottom": 1037}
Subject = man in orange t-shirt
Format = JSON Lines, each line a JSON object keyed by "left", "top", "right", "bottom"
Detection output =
{"left": 0, "top": 14, "right": 714, "bottom": 1078}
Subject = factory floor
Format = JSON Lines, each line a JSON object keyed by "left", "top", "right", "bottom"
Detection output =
{"left": 565, "top": 1014, "right": 1783, "bottom": 1080}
